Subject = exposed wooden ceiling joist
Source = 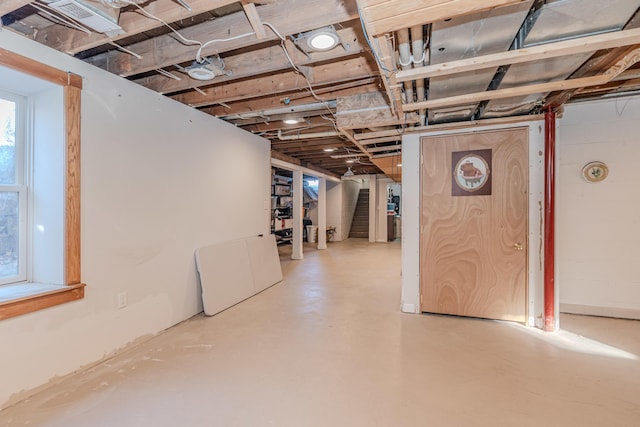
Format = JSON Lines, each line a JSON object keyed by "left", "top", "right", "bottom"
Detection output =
{"left": 35, "top": 0, "right": 239, "bottom": 54}
{"left": 394, "top": 28, "right": 640, "bottom": 83}
{"left": 357, "top": 0, "right": 527, "bottom": 36}
{"left": 202, "top": 81, "right": 379, "bottom": 118}
{"left": 135, "top": 25, "right": 365, "bottom": 94}
{"left": 404, "top": 48, "right": 640, "bottom": 112}
{"left": 271, "top": 150, "right": 342, "bottom": 178}
{"left": 172, "top": 56, "right": 377, "bottom": 108}
{"left": 85, "top": 0, "right": 358, "bottom": 77}
{"left": 241, "top": 1, "right": 267, "bottom": 39}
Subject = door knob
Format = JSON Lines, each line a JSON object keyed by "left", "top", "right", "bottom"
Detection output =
{"left": 512, "top": 243, "right": 523, "bottom": 251}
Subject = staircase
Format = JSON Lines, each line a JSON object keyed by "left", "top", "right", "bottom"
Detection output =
{"left": 349, "top": 189, "right": 369, "bottom": 238}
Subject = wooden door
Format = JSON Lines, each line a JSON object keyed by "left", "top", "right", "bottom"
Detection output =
{"left": 420, "top": 128, "right": 528, "bottom": 322}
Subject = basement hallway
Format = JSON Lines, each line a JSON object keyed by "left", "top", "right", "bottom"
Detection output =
{"left": 1, "top": 239, "right": 639, "bottom": 426}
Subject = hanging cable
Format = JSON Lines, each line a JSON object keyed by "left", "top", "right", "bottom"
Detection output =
{"left": 109, "top": 41, "right": 142, "bottom": 59}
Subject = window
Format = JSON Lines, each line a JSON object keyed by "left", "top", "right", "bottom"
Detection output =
{"left": 0, "top": 91, "right": 27, "bottom": 285}
{"left": 0, "top": 47, "right": 84, "bottom": 320}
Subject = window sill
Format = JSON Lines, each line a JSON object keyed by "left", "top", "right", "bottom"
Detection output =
{"left": 0, "top": 282, "right": 85, "bottom": 320}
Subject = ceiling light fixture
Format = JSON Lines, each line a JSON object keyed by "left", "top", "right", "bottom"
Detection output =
{"left": 343, "top": 167, "right": 354, "bottom": 177}
{"left": 323, "top": 148, "right": 335, "bottom": 152}
{"left": 309, "top": 31, "right": 339, "bottom": 50}
{"left": 397, "top": 163, "right": 402, "bottom": 167}
{"left": 283, "top": 118, "right": 300, "bottom": 125}
{"left": 292, "top": 26, "right": 342, "bottom": 54}
{"left": 185, "top": 55, "right": 230, "bottom": 81}
{"left": 346, "top": 159, "right": 355, "bottom": 164}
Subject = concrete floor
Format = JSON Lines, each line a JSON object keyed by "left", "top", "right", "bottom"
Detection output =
{"left": 1, "top": 239, "right": 639, "bottom": 426}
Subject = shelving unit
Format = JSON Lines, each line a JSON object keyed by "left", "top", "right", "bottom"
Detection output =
{"left": 272, "top": 173, "right": 293, "bottom": 245}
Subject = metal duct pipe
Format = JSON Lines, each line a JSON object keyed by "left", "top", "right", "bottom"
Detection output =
{"left": 277, "top": 130, "right": 340, "bottom": 140}
{"left": 411, "top": 25, "right": 427, "bottom": 126}
{"left": 397, "top": 28, "right": 414, "bottom": 104}
{"left": 221, "top": 100, "right": 337, "bottom": 120}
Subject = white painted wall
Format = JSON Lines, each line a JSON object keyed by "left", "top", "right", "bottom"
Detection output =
{"left": 326, "top": 181, "right": 343, "bottom": 241}
{"left": 558, "top": 96, "right": 640, "bottom": 319}
{"left": 368, "top": 174, "right": 377, "bottom": 242}
{"left": 401, "top": 122, "right": 546, "bottom": 327}
{"left": 341, "top": 178, "right": 363, "bottom": 240}
{"left": 0, "top": 31, "right": 271, "bottom": 408}
{"left": 376, "top": 177, "right": 393, "bottom": 242}
{"left": 32, "top": 87, "right": 65, "bottom": 284}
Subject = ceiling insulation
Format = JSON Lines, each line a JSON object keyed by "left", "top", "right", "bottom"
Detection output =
{"left": 483, "top": 0, "right": 640, "bottom": 117}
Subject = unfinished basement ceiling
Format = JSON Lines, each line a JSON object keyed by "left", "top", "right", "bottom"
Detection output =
{"left": 2, "top": 0, "right": 640, "bottom": 181}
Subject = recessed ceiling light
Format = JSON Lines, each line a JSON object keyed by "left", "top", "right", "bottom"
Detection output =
{"left": 293, "top": 26, "right": 341, "bottom": 53}
{"left": 187, "top": 64, "right": 216, "bottom": 81}
{"left": 283, "top": 118, "right": 300, "bottom": 125}
{"left": 323, "top": 148, "right": 335, "bottom": 152}
{"left": 308, "top": 31, "right": 339, "bottom": 50}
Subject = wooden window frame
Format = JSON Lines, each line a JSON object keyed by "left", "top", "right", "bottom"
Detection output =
{"left": 0, "top": 48, "right": 84, "bottom": 320}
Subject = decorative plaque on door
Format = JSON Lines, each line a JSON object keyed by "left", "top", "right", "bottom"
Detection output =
{"left": 452, "top": 149, "right": 492, "bottom": 196}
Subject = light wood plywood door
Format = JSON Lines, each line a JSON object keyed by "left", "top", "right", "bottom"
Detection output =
{"left": 420, "top": 128, "right": 528, "bottom": 322}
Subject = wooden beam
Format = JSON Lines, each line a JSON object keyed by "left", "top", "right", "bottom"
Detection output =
{"left": 173, "top": 56, "right": 377, "bottom": 107}
{"left": 241, "top": 1, "right": 267, "bottom": 39}
{"left": 34, "top": 0, "right": 237, "bottom": 54}
{"left": 394, "top": 28, "right": 640, "bottom": 83}
{"left": 336, "top": 91, "right": 420, "bottom": 129}
{"left": 0, "top": 48, "right": 82, "bottom": 88}
{"left": 354, "top": 114, "right": 544, "bottom": 140}
{"left": 85, "top": 0, "right": 358, "bottom": 77}
{"left": 271, "top": 150, "right": 341, "bottom": 179}
{"left": 337, "top": 128, "right": 371, "bottom": 157}
{"left": 202, "top": 81, "right": 379, "bottom": 117}
{"left": 403, "top": 48, "right": 640, "bottom": 112}
{"left": 275, "top": 143, "right": 346, "bottom": 154}
{"left": 370, "top": 153, "right": 402, "bottom": 182}
{"left": 546, "top": 46, "right": 639, "bottom": 108}
{"left": 369, "top": 33, "right": 403, "bottom": 117}
{"left": 574, "top": 77, "right": 640, "bottom": 97}
{"left": 135, "top": 26, "right": 365, "bottom": 94}
{"left": 359, "top": 136, "right": 402, "bottom": 145}
{"left": 366, "top": 144, "right": 402, "bottom": 153}
{"left": 357, "top": 0, "right": 526, "bottom": 36}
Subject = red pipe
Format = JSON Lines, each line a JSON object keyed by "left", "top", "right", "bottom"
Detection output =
{"left": 544, "top": 108, "right": 556, "bottom": 331}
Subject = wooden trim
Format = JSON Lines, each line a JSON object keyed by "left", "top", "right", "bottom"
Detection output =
{"left": 0, "top": 49, "right": 84, "bottom": 320}
{"left": 0, "top": 48, "right": 82, "bottom": 89}
{"left": 394, "top": 28, "right": 640, "bottom": 83}
{"left": 0, "top": 284, "right": 85, "bottom": 321}
{"left": 65, "top": 85, "right": 82, "bottom": 285}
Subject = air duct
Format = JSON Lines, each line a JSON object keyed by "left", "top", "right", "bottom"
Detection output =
{"left": 277, "top": 130, "right": 340, "bottom": 141}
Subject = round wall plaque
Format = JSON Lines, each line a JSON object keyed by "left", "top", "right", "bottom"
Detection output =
{"left": 582, "top": 161, "right": 608, "bottom": 183}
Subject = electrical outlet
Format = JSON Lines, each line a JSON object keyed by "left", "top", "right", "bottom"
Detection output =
{"left": 117, "top": 292, "right": 128, "bottom": 309}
